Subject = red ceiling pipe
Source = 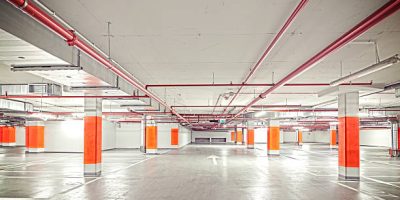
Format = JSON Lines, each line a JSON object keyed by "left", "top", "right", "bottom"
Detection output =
{"left": 220, "top": 0, "right": 309, "bottom": 115}
{"left": 6, "top": 0, "right": 190, "bottom": 124}
{"left": 145, "top": 82, "right": 372, "bottom": 88}
{"left": 0, "top": 95, "right": 149, "bottom": 99}
{"left": 230, "top": 0, "right": 400, "bottom": 121}
{"left": 171, "top": 104, "right": 301, "bottom": 108}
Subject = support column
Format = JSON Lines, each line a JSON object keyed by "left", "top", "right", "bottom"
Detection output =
{"left": 236, "top": 128, "right": 243, "bottom": 145}
{"left": 230, "top": 131, "right": 235, "bottom": 143}
{"left": 330, "top": 125, "right": 337, "bottom": 149}
{"left": 25, "top": 121, "right": 45, "bottom": 152}
{"left": 247, "top": 128, "right": 254, "bottom": 149}
{"left": 2, "top": 126, "right": 16, "bottom": 146}
{"left": 267, "top": 120, "right": 280, "bottom": 155}
{"left": 171, "top": 127, "right": 179, "bottom": 148}
{"left": 145, "top": 118, "right": 157, "bottom": 154}
{"left": 338, "top": 92, "right": 360, "bottom": 180}
{"left": 297, "top": 130, "right": 303, "bottom": 145}
{"left": 0, "top": 126, "right": 3, "bottom": 146}
{"left": 389, "top": 119, "right": 399, "bottom": 157}
{"left": 84, "top": 98, "right": 102, "bottom": 177}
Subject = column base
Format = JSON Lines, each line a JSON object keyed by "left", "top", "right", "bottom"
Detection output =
{"left": 267, "top": 150, "right": 280, "bottom": 155}
{"left": 2, "top": 143, "right": 16, "bottom": 147}
{"left": 84, "top": 163, "right": 102, "bottom": 177}
{"left": 330, "top": 145, "right": 337, "bottom": 149}
{"left": 171, "top": 145, "right": 179, "bottom": 148}
{"left": 146, "top": 149, "right": 158, "bottom": 154}
{"left": 247, "top": 145, "right": 254, "bottom": 149}
{"left": 27, "top": 148, "right": 45, "bottom": 153}
{"left": 339, "top": 166, "right": 359, "bottom": 180}
{"left": 298, "top": 142, "right": 303, "bottom": 145}
{"left": 236, "top": 142, "right": 243, "bottom": 145}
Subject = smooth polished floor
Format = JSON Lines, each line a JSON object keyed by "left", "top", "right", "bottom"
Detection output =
{"left": 0, "top": 144, "right": 400, "bottom": 200}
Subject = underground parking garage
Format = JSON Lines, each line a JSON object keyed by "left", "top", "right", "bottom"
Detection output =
{"left": 1, "top": 0, "right": 400, "bottom": 199}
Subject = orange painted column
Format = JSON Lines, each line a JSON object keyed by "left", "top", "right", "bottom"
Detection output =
{"left": 267, "top": 120, "right": 280, "bottom": 155}
{"left": 2, "top": 126, "right": 16, "bottom": 146}
{"left": 330, "top": 125, "right": 337, "bottom": 148}
{"left": 247, "top": 128, "right": 254, "bottom": 149}
{"left": 171, "top": 128, "right": 179, "bottom": 148}
{"left": 338, "top": 92, "right": 359, "bottom": 180}
{"left": 297, "top": 130, "right": 303, "bottom": 145}
{"left": 84, "top": 98, "right": 102, "bottom": 176}
{"left": 0, "top": 126, "right": 3, "bottom": 146}
{"left": 236, "top": 129, "right": 243, "bottom": 145}
{"left": 25, "top": 121, "right": 45, "bottom": 152}
{"left": 230, "top": 131, "right": 235, "bottom": 143}
{"left": 145, "top": 119, "right": 157, "bottom": 154}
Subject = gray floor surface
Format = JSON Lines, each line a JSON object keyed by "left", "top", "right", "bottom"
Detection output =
{"left": 0, "top": 143, "right": 399, "bottom": 200}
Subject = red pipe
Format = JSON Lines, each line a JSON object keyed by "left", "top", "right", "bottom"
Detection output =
{"left": 230, "top": 0, "right": 400, "bottom": 121}
{"left": 171, "top": 104, "right": 301, "bottom": 108}
{"left": 221, "top": 0, "right": 309, "bottom": 115}
{"left": 145, "top": 82, "right": 371, "bottom": 88}
{"left": 0, "top": 95, "right": 148, "bottom": 99}
{"left": 6, "top": 0, "right": 190, "bottom": 124}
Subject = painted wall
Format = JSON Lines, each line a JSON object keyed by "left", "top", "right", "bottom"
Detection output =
{"left": 115, "top": 122, "right": 191, "bottom": 148}
{"left": 44, "top": 119, "right": 116, "bottom": 152}
{"left": 191, "top": 131, "right": 230, "bottom": 143}
{"left": 360, "top": 129, "right": 391, "bottom": 147}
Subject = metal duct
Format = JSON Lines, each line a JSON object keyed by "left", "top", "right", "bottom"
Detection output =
{"left": 0, "top": 99, "right": 33, "bottom": 112}
{"left": 0, "top": 83, "right": 62, "bottom": 96}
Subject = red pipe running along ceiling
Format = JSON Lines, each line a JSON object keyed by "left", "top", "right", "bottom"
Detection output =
{"left": 145, "top": 82, "right": 372, "bottom": 88}
{"left": 6, "top": 0, "right": 190, "bottom": 124}
{"left": 228, "top": 0, "right": 400, "bottom": 122}
{"left": 0, "top": 95, "right": 148, "bottom": 99}
{"left": 220, "top": 0, "right": 309, "bottom": 116}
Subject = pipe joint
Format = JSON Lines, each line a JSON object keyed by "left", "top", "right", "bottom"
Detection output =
{"left": 19, "top": 0, "right": 28, "bottom": 9}
{"left": 66, "top": 30, "right": 77, "bottom": 46}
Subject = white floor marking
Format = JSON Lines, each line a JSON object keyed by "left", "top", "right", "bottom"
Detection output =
{"left": 207, "top": 155, "right": 219, "bottom": 165}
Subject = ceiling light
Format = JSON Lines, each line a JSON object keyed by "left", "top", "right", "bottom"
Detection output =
{"left": 11, "top": 64, "right": 82, "bottom": 71}
{"left": 330, "top": 55, "right": 399, "bottom": 86}
{"left": 254, "top": 111, "right": 266, "bottom": 117}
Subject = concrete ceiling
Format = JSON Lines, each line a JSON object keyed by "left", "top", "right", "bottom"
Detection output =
{"left": 0, "top": 0, "right": 399, "bottom": 119}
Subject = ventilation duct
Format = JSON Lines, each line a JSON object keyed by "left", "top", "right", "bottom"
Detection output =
{"left": 0, "top": 99, "right": 33, "bottom": 112}
{"left": 0, "top": 83, "right": 62, "bottom": 96}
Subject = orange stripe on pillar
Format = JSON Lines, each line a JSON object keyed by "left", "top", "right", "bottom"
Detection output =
{"left": 236, "top": 130, "right": 243, "bottom": 144}
{"left": 0, "top": 127, "right": 4, "bottom": 145}
{"left": 146, "top": 126, "right": 158, "bottom": 153}
{"left": 330, "top": 130, "right": 337, "bottom": 148}
{"left": 338, "top": 117, "right": 359, "bottom": 168}
{"left": 247, "top": 129, "right": 254, "bottom": 149}
{"left": 171, "top": 128, "right": 179, "bottom": 146}
{"left": 84, "top": 116, "right": 102, "bottom": 165}
{"left": 231, "top": 131, "right": 235, "bottom": 142}
{"left": 267, "top": 124, "right": 280, "bottom": 155}
{"left": 26, "top": 124, "right": 45, "bottom": 152}
{"left": 2, "top": 126, "right": 16, "bottom": 146}
{"left": 298, "top": 130, "right": 303, "bottom": 145}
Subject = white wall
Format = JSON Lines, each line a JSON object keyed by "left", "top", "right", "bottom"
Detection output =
{"left": 115, "top": 123, "right": 141, "bottom": 148}
{"left": 179, "top": 126, "right": 191, "bottom": 147}
{"left": 191, "top": 131, "right": 230, "bottom": 143}
{"left": 15, "top": 126, "right": 25, "bottom": 146}
{"left": 360, "top": 129, "right": 391, "bottom": 147}
{"left": 254, "top": 128, "right": 267, "bottom": 143}
{"left": 44, "top": 119, "right": 116, "bottom": 152}
{"left": 115, "top": 122, "right": 191, "bottom": 149}
{"left": 283, "top": 131, "right": 297, "bottom": 143}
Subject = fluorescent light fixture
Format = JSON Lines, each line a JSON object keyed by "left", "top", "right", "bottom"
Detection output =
{"left": 302, "top": 128, "right": 310, "bottom": 131}
{"left": 330, "top": 54, "right": 399, "bottom": 86}
{"left": 293, "top": 126, "right": 303, "bottom": 130}
{"left": 254, "top": 111, "right": 266, "bottom": 117}
{"left": 11, "top": 64, "right": 82, "bottom": 71}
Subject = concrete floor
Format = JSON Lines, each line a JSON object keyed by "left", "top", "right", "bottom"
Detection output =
{"left": 0, "top": 144, "right": 400, "bottom": 200}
